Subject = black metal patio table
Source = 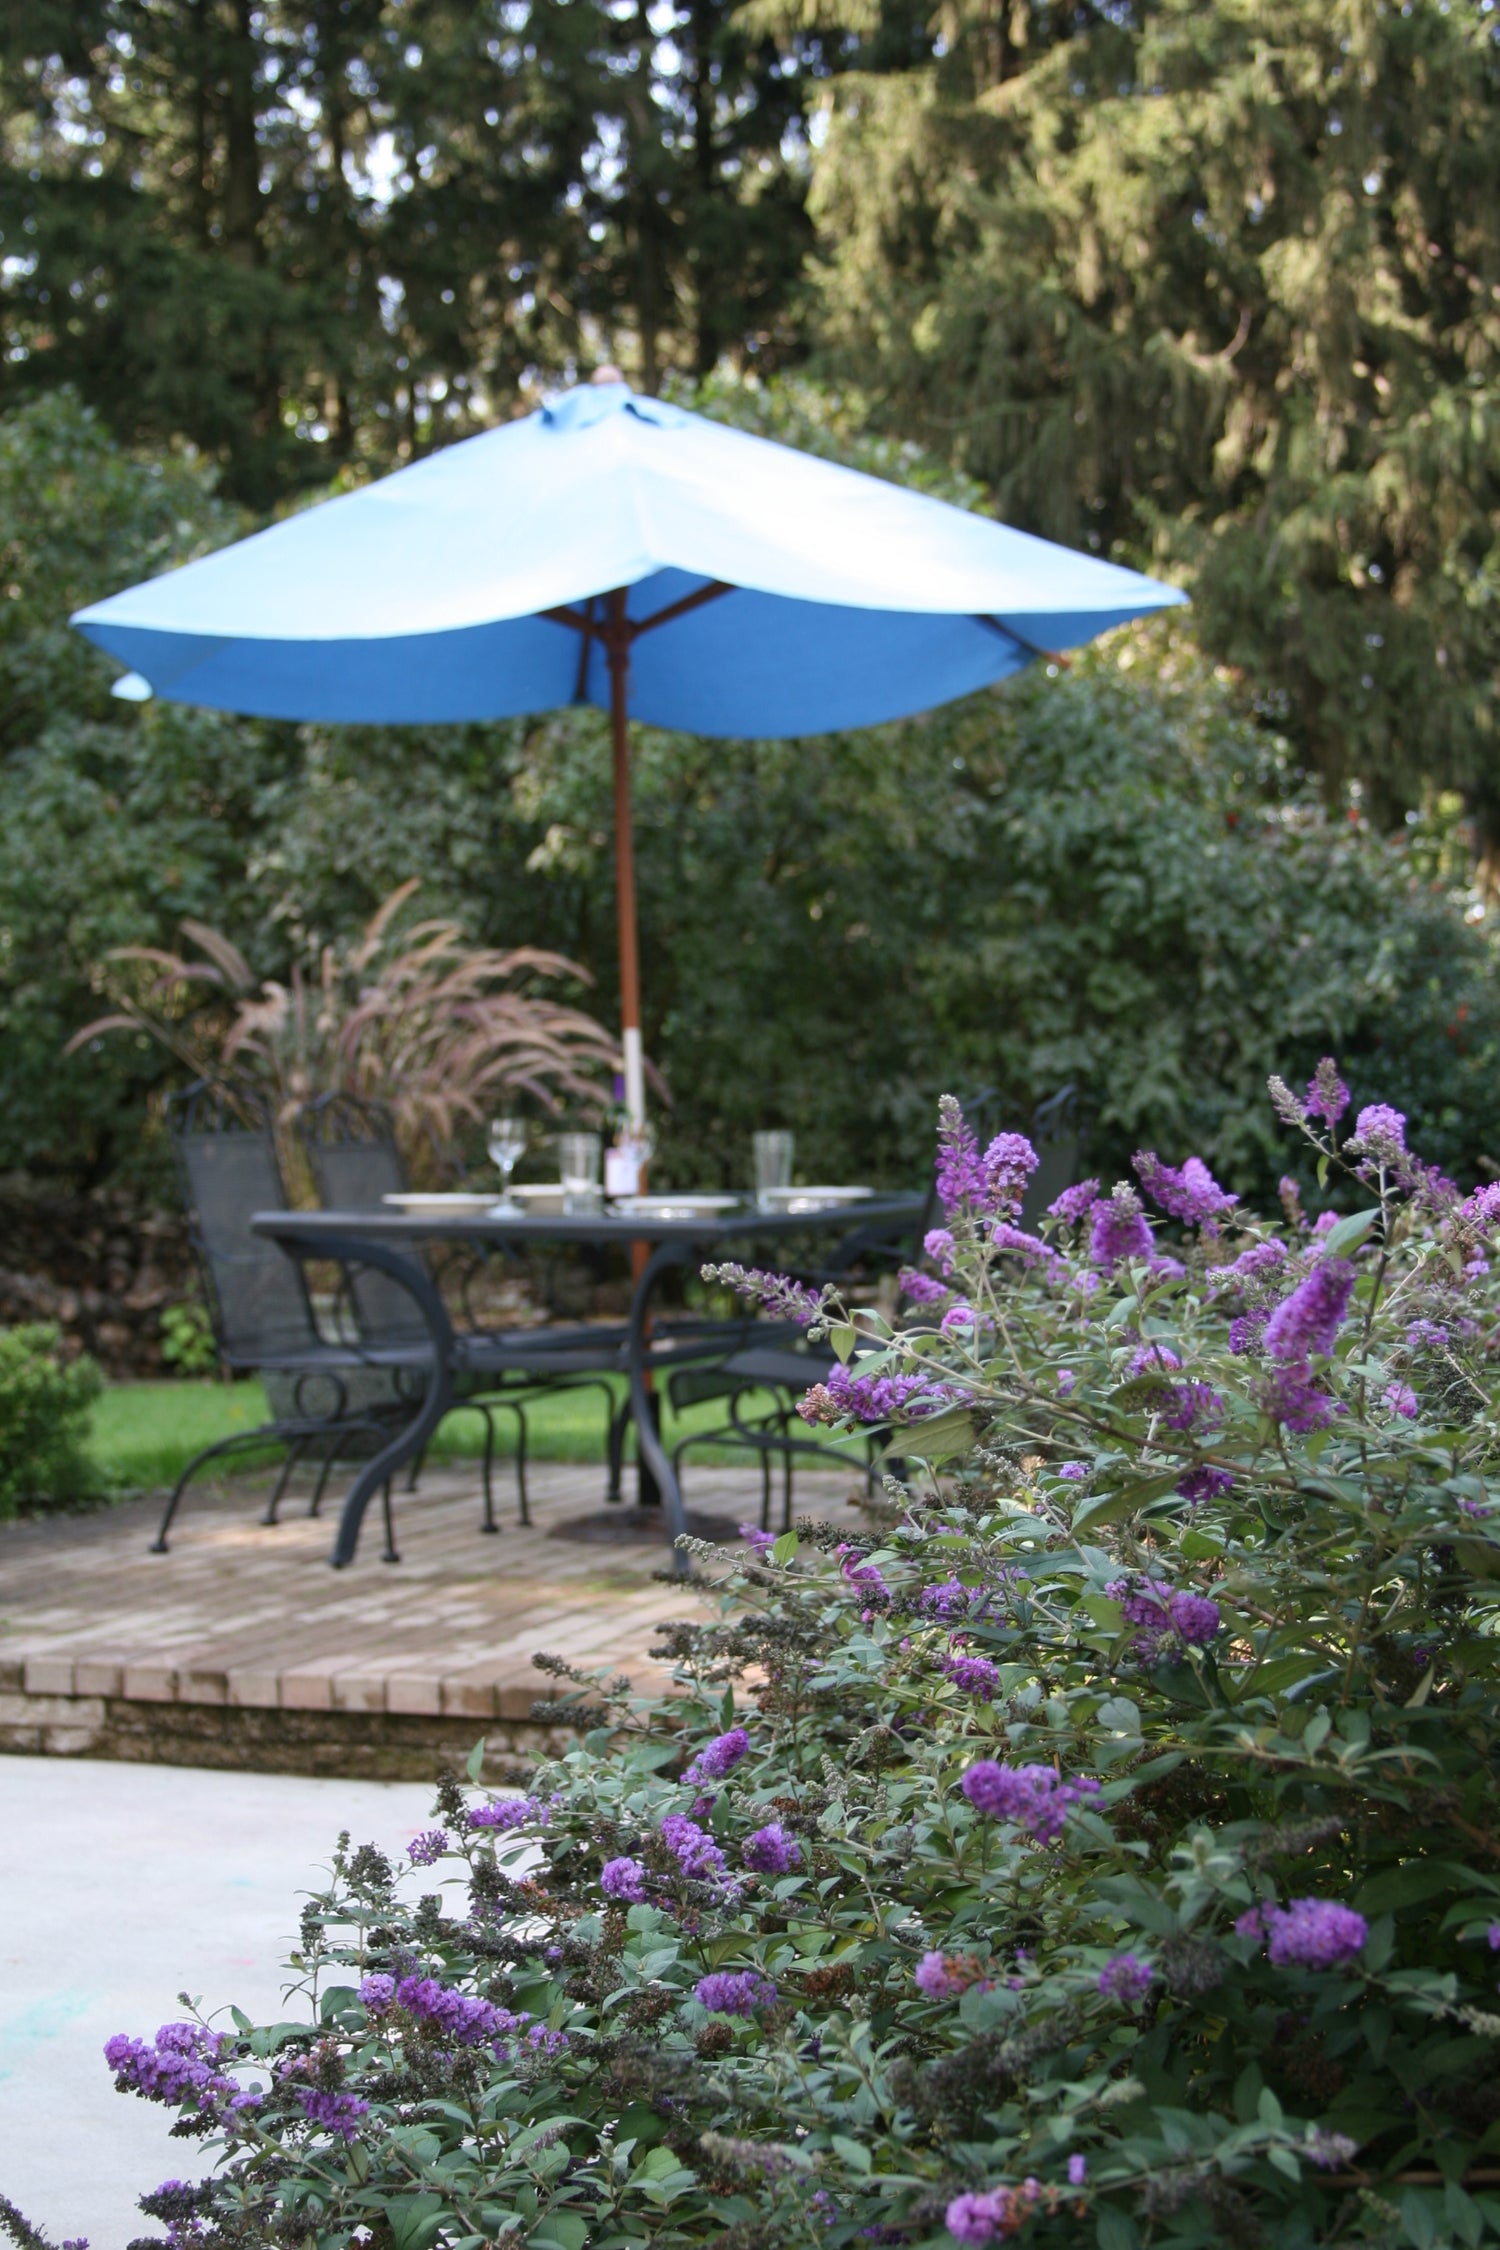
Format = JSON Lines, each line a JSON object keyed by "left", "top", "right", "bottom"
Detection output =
{"left": 251, "top": 1196, "right": 925, "bottom": 1570}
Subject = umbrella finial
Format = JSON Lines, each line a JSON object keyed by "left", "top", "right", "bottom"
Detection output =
{"left": 591, "top": 364, "right": 626, "bottom": 386}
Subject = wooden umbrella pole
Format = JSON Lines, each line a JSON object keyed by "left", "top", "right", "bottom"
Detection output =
{"left": 605, "top": 587, "right": 646, "bottom": 1136}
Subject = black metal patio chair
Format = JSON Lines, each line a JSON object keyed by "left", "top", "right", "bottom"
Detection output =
{"left": 155, "top": 1081, "right": 409, "bottom": 1557}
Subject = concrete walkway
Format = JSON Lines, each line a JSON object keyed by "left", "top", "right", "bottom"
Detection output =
{"left": 0, "top": 1757, "right": 440, "bottom": 2248}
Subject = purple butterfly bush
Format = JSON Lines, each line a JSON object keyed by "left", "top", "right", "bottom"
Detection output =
{"left": 1134, "top": 1151, "right": 1238, "bottom": 1229}
{"left": 406, "top": 1829, "right": 449, "bottom": 1867}
{"left": 694, "top": 1970, "right": 777, "bottom": 2017}
{"left": 104, "top": 2024, "right": 255, "bottom": 2120}
{"left": 601, "top": 1856, "right": 649, "bottom": 1903}
{"left": 1048, "top": 1178, "right": 1101, "bottom": 1227}
{"left": 469, "top": 1794, "right": 554, "bottom": 1832}
{"left": 1096, "top": 1953, "right": 1154, "bottom": 2005}
{"left": 914, "top": 1949, "right": 992, "bottom": 1999}
{"left": 1236, "top": 1898, "right": 1368, "bottom": 1970}
{"left": 742, "top": 1822, "right": 801, "bottom": 1875}
{"left": 684, "top": 1727, "right": 750, "bottom": 1783}
{"left": 1264, "top": 1258, "right": 1356, "bottom": 1362}
{"left": 1088, "top": 1185, "right": 1154, "bottom": 1271}
{"left": 1107, "top": 1577, "right": 1221, "bottom": 1658}
{"left": 1304, "top": 1058, "right": 1350, "bottom": 1127}
{"left": 960, "top": 1760, "right": 1101, "bottom": 1844}
{"left": 943, "top": 1650, "right": 1002, "bottom": 1700}
{"left": 660, "top": 1812, "right": 733, "bottom": 1886}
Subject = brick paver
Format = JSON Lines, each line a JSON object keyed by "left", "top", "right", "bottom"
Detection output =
{"left": 0, "top": 1457, "right": 805, "bottom": 1720}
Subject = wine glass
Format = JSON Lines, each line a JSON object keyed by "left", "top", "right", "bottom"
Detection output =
{"left": 487, "top": 1114, "right": 527, "bottom": 1212}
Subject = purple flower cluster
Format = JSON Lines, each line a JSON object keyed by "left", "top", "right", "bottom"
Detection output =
{"left": 406, "top": 1829, "right": 449, "bottom": 1867}
{"left": 1056, "top": 1461, "right": 1088, "bottom": 1482}
{"left": 1347, "top": 1103, "right": 1407, "bottom": 1163}
{"left": 943, "top": 1651, "right": 1001, "bottom": 1700}
{"left": 945, "top": 2183, "right": 1043, "bottom": 2244}
{"left": 1382, "top": 1381, "right": 1419, "bottom": 1420}
{"left": 1261, "top": 1361, "right": 1339, "bottom": 1433}
{"left": 1048, "top": 1178, "right": 1101, "bottom": 1227}
{"left": 990, "top": 1222, "right": 1056, "bottom": 1262}
{"left": 1107, "top": 1577, "right": 1221, "bottom": 1658}
{"left": 738, "top": 1521, "right": 777, "bottom": 1551}
{"left": 360, "top": 1972, "right": 562, "bottom": 2054}
{"left": 699, "top": 1261, "right": 823, "bottom": 1326}
{"left": 661, "top": 1812, "right": 732, "bottom": 1886}
{"left": 837, "top": 1545, "right": 892, "bottom": 1602}
{"left": 1264, "top": 1259, "right": 1356, "bottom": 1362}
{"left": 601, "top": 1856, "right": 649, "bottom": 1903}
{"left": 104, "top": 2024, "right": 252, "bottom": 2119}
{"left": 935, "top": 1099, "right": 983, "bottom": 1215}
{"left": 899, "top": 1266, "right": 952, "bottom": 1307}
{"left": 1236, "top": 1897, "right": 1368, "bottom": 1970}
{"left": 275, "top": 2050, "right": 369, "bottom": 2142}
{"left": 1134, "top": 1151, "right": 1238, "bottom": 1229}
{"left": 920, "top": 1576, "right": 975, "bottom": 1620}
{"left": 1305, "top": 1059, "right": 1350, "bottom": 1127}
{"left": 815, "top": 1363, "right": 933, "bottom": 1423}
{"left": 1210, "top": 1238, "right": 1289, "bottom": 1291}
{"left": 694, "top": 1970, "right": 777, "bottom": 2017}
{"left": 924, "top": 1227, "right": 957, "bottom": 1273}
{"left": 960, "top": 1760, "right": 1101, "bottom": 1844}
{"left": 743, "top": 1822, "right": 801, "bottom": 1875}
{"left": 469, "top": 1794, "right": 553, "bottom": 1832}
{"left": 1089, "top": 1186, "right": 1154, "bottom": 1271}
{"left": 1096, "top": 1953, "right": 1154, "bottom": 2005}
{"left": 1461, "top": 1183, "right": 1500, "bottom": 1229}
{"left": 914, "top": 1950, "right": 992, "bottom": 2000}
{"left": 684, "top": 1727, "right": 749, "bottom": 1784}
{"left": 1229, "top": 1311, "right": 1268, "bottom": 1355}
{"left": 1176, "top": 1465, "right": 1234, "bottom": 1507}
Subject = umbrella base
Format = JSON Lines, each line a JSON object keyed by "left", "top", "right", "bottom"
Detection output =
{"left": 546, "top": 1505, "right": 739, "bottom": 1545}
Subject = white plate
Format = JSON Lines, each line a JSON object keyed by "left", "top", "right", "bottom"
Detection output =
{"left": 382, "top": 1192, "right": 502, "bottom": 1216}
{"left": 611, "top": 1193, "right": 743, "bottom": 1219}
{"left": 507, "top": 1183, "right": 570, "bottom": 1213}
{"left": 759, "top": 1185, "right": 873, "bottom": 1211}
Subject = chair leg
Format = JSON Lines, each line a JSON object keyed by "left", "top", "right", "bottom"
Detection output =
{"left": 605, "top": 1397, "right": 630, "bottom": 1504}
{"left": 152, "top": 1431, "right": 275, "bottom": 1553}
{"left": 380, "top": 1480, "right": 400, "bottom": 1564}
{"left": 406, "top": 1444, "right": 427, "bottom": 1494}
{"left": 479, "top": 1409, "right": 498, "bottom": 1534}
{"left": 511, "top": 1404, "right": 530, "bottom": 1526}
{"left": 262, "top": 1437, "right": 307, "bottom": 1524}
{"left": 307, "top": 1441, "right": 341, "bottom": 1518}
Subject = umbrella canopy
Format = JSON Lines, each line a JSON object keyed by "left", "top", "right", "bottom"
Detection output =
{"left": 73, "top": 378, "right": 1186, "bottom": 1124}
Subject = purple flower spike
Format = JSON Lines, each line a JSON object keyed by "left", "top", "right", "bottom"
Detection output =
{"left": 1264, "top": 1259, "right": 1356, "bottom": 1363}
{"left": 694, "top": 1969, "right": 777, "bottom": 2017}
{"left": 943, "top": 1652, "right": 1001, "bottom": 1700}
{"left": 601, "top": 1856, "right": 649, "bottom": 1903}
{"left": 960, "top": 1760, "right": 1100, "bottom": 1844}
{"left": 1097, "top": 1953, "right": 1154, "bottom": 2005}
{"left": 406, "top": 1829, "right": 449, "bottom": 1867}
{"left": 1304, "top": 1059, "right": 1350, "bottom": 1127}
{"left": 1348, "top": 1104, "right": 1407, "bottom": 1163}
{"left": 1048, "top": 1179, "right": 1100, "bottom": 1227}
{"left": 1134, "top": 1151, "right": 1238, "bottom": 1228}
{"left": 684, "top": 1727, "right": 750, "bottom": 1783}
{"left": 1089, "top": 1186, "right": 1154, "bottom": 1271}
{"left": 1240, "top": 1897, "right": 1368, "bottom": 1970}
{"left": 743, "top": 1822, "right": 801, "bottom": 1875}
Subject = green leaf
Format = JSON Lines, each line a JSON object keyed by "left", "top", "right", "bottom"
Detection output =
{"left": 884, "top": 1409, "right": 974, "bottom": 1460}
{"left": 1357, "top": 1861, "right": 1473, "bottom": 1914}
{"left": 382, "top": 2196, "right": 445, "bottom": 2250}
{"left": 530, "top": 2217, "right": 589, "bottom": 2250}
{"left": 1256, "top": 2085, "right": 1283, "bottom": 2129}
{"left": 465, "top": 1736, "right": 486, "bottom": 1783}
{"left": 1321, "top": 1206, "right": 1379, "bottom": 1256}
{"left": 1073, "top": 1470, "right": 1182, "bottom": 1532}
{"left": 829, "top": 1322, "right": 858, "bottom": 1364}
{"left": 771, "top": 1529, "right": 799, "bottom": 1565}
{"left": 831, "top": 2135, "right": 873, "bottom": 2174}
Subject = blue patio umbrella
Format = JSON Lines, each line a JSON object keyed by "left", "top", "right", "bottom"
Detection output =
{"left": 72, "top": 374, "right": 1186, "bottom": 1127}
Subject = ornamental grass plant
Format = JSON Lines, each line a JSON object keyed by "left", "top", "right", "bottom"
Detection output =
{"left": 94, "top": 1074, "right": 1500, "bottom": 2250}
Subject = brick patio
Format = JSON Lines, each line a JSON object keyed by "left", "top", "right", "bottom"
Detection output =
{"left": 0, "top": 1458, "right": 823, "bottom": 1777}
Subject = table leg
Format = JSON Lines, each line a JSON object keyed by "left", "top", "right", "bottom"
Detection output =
{"left": 627, "top": 1240, "right": 689, "bottom": 1569}
{"left": 280, "top": 1230, "right": 457, "bottom": 1570}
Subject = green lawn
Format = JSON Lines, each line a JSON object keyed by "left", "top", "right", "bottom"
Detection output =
{"left": 86, "top": 1377, "right": 859, "bottom": 1492}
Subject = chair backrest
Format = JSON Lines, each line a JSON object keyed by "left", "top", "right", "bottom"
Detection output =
{"left": 1018, "top": 1084, "right": 1081, "bottom": 1230}
{"left": 168, "top": 1082, "right": 322, "bottom": 1367}
{"left": 296, "top": 1093, "right": 429, "bottom": 1348}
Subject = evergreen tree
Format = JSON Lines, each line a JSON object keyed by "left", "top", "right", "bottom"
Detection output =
{"left": 803, "top": 0, "right": 1500, "bottom": 826}
{"left": 0, "top": 0, "right": 817, "bottom": 503}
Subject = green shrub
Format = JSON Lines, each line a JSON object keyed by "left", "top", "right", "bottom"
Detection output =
{"left": 99, "top": 1075, "right": 1500, "bottom": 2247}
{"left": 0, "top": 1323, "right": 103, "bottom": 1515}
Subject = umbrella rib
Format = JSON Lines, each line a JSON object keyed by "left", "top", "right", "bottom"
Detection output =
{"left": 540, "top": 579, "right": 735, "bottom": 645}
{"left": 976, "top": 613, "right": 1071, "bottom": 668}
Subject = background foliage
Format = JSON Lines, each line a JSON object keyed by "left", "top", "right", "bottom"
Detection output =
{"left": 6, "top": 386, "right": 1500, "bottom": 1209}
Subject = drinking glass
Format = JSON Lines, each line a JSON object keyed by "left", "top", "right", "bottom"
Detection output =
{"left": 487, "top": 1114, "right": 527, "bottom": 1211}
{"left": 753, "top": 1129, "right": 794, "bottom": 1208}
{"left": 558, "top": 1130, "right": 603, "bottom": 1212}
